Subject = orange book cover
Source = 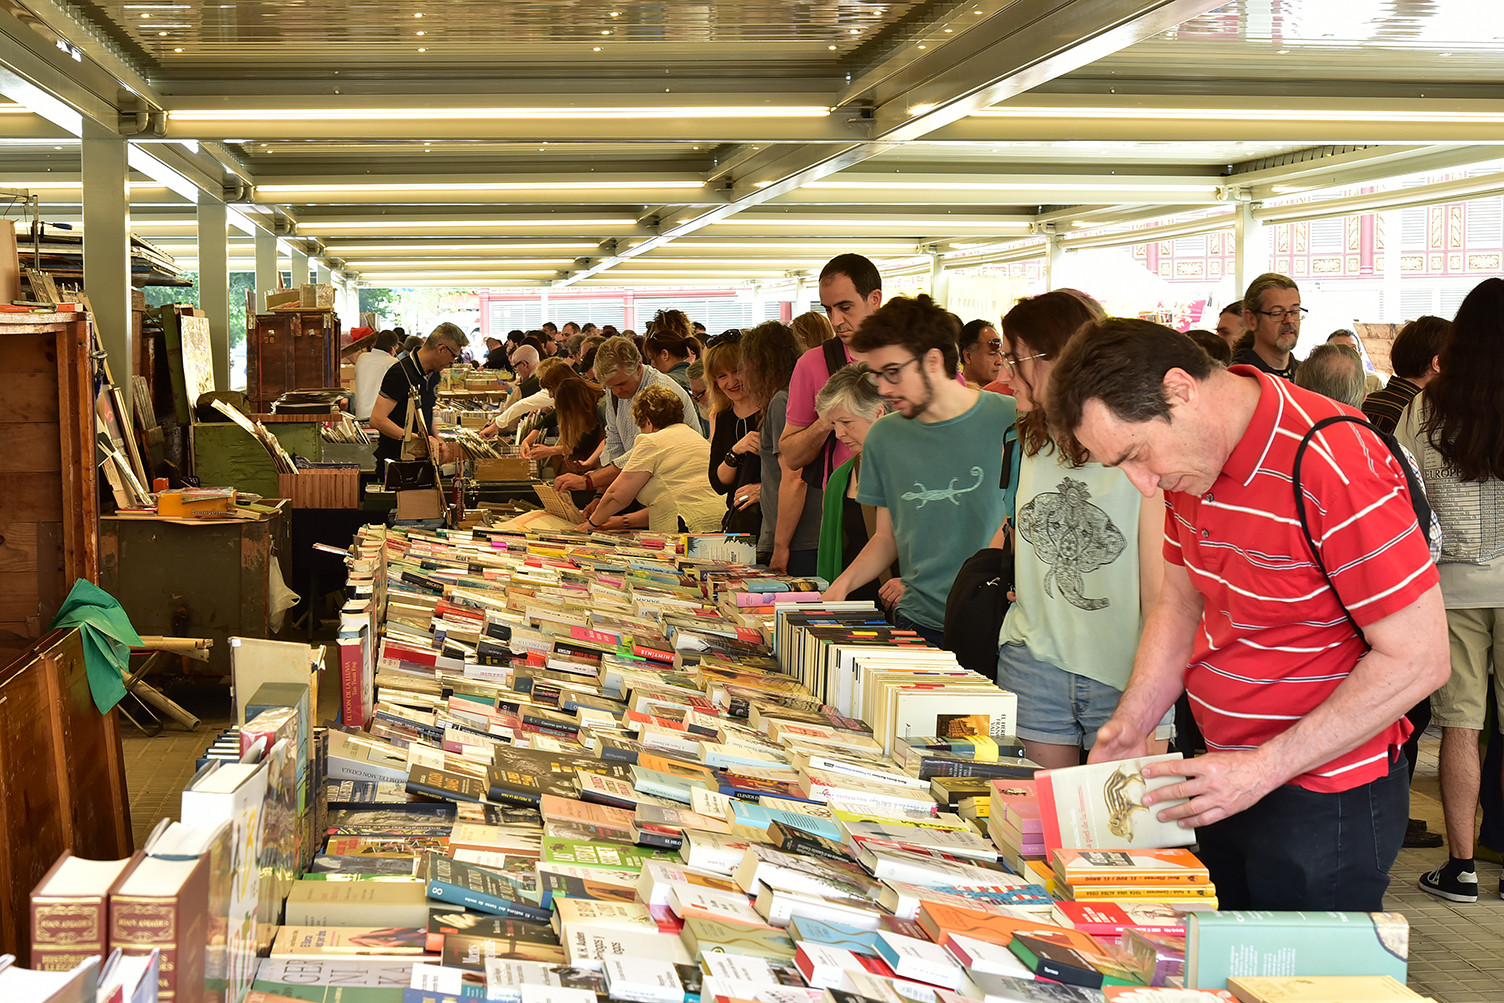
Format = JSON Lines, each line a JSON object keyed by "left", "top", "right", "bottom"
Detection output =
{"left": 915, "top": 900, "right": 1071, "bottom": 947}
{"left": 1053, "top": 848, "right": 1211, "bottom": 886}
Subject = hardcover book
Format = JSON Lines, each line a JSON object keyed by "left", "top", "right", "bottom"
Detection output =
{"left": 30, "top": 852, "right": 143, "bottom": 973}
{"left": 108, "top": 854, "right": 211, "bottom": 1003}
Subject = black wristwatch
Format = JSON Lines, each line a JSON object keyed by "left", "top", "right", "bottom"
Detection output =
{"left": 723, "top": 450, "right": 742, "bottom": 468}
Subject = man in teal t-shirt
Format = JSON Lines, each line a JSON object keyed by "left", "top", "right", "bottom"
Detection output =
{"left": 822, "top": 295, "right": 1010, "bottom": 647}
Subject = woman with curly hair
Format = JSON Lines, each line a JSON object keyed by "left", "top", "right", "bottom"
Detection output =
{"left": 739, "top": 321, "right": 816, "bottom": 571}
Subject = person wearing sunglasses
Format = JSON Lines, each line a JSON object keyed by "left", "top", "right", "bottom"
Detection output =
{"left": 1231, "top": 273, "right": 1307, "bottom": 381}
{"left": 958, "top": 319, "right": 1005, "bottom": 391}
{"left": 369, "top": 322, "right": 467, "bottom": 467}
{"left": 820, "top": 295, "right": 1013, "bottom": 649}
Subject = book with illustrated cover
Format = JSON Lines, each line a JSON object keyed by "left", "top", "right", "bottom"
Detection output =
{"left": 541, "top": 839, "right": 678, "bottom": 872}
{"left": 1052, "top": 848, "right": 1211, "bottom": 886}
{"left": 426, "top": 909, "right": 564, "bottom": 957}
{"left": 1036, "top": 755, "right": 1194, "bottom": 853}
{"left": 680, "top": 916, "right": 796, "bottom": 962}
{"left": 441, "top": 930, "right": 568, "bottom": 970}
{"left": 269, "top": 925, "right": 430, "bottom": 958}
{"left": 425, "top": 854, "right": 550, "bottom": 922}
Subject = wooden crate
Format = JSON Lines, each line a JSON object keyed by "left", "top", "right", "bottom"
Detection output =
{"left": 0, "top": 312, "right": 97, "bottom": 666}
{"left": 473, "top": 456, "right": 532, "bottom": 481}
{"left": 0, "top": 628, "right": 132, "bottom": 960}
{"left": 279, "top": 468, "right": 362, "bottom": 508}
{"left": 246, "top": 308, "right": 340, "bottom": 414}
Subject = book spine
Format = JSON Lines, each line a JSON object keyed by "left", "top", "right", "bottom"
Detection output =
{"left": 30, "top": 896, "right": 107, "bottom": 971}
{"left": 110, "top": 892, "right": 206, "bottom": 1003}
{"left": 338, "top": 637, "right": 369, "bottom": 728}
{"left": 427, "top": 880, "right": 550, "bottom": 922}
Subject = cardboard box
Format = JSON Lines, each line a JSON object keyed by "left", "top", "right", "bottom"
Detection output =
{"left": 473, "top": 456, "right": 531, "bottom": 481}
{"left": 395, "top": 487, "right": 444, "bottom": 521}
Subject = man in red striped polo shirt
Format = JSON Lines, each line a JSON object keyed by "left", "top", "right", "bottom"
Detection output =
{"left": 1046, "top": 317, "right": 1449, "bottom": 911}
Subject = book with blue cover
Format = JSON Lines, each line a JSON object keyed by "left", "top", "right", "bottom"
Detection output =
{"left": 425, "top": 852, "right": 550, "bottom": 922}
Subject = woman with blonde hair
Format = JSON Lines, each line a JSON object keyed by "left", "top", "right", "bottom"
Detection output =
{"left": 791, "top": 311, "right": 836, "bottom": 352}
{"left": 703, "top": 334, "right": 763, "bottom": 536}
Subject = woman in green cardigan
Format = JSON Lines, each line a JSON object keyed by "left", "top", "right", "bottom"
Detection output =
{"left": 814, "top": 363, "right": 891, "bottom": 606}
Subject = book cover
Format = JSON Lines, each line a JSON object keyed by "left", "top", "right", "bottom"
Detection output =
{"left": 269, "top": 926, "right": 430, "bottom": 957}
{"left": 1185, "top": 912, "right": 1408, "bottom": 990}
{"left": 180, "top": 762, "right": 269, "bottom": 1003}
{"left": 1008, "top": 932, "right": 1129, "bottom": 990}
{"left": 542, "top": 839, "right": 677, "bottom": 872}
{"left": 679, "top": 916, "right": 796, "bottom": 962}
{"left": 1221, "top": 976, "right": 1416, "bottom": 1002}
{"left": 425, "top": 854, "right": 550, "bottom": 922}
{"left": 30, "top": 852, "right": 143, "bottom": 973}
{"left": 108, "top": 854, "right": 210, "bottom": 1003}
{"left": 1036, "top": 755, "right": 1194, "bottom": 853}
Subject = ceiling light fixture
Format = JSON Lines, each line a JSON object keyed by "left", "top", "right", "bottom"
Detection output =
{"left": 297, "top": 218, "right": 638, "bottom": 232}
{"left": 170, "top": 105, "right": 831, "bottom": 121}
{"left": 715, "top": 217, "right": 1030, "bottom": 229}
{"left": 969, "top": 105, "right": 1504, "bottom": 124}
{"left": 255, "top": 180, "right": 704, "bottom": 195}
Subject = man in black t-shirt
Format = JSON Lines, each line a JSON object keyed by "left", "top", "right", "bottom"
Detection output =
{"left": 371, "top": 322, "right": 467, "bottom": 464}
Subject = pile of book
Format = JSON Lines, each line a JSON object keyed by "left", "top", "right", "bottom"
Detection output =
{"left": 14, "top": 524, "right": 1431, "bottom": 1003}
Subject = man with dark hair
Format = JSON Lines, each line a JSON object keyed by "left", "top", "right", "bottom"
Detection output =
{"left": 352, "top": 329, "right": 402, "bottom": 420}
{"left": 1294, "top": 343, "right": 1366, "bottom": 408}
{"left": 560, "top": 322, "right": 580, "bottom": 337}
{"left": 1215, "top": 301, "right": 1246, "bottom": 351}
{"left": 1363, "top": 315, "right": 1449, "bottom": 434}
{"left": 542, "top": 321, "right": 558, "bottom": 337}
{"left": 1047, "top": 317, "right": 1448, "bottom": 912}
{"left": 1234, "top": 273, "right": 1303, "bottom": 380}
{"left": 779, "top": 253, "right": 885, "bottom": 480}
{"left": 371, "top": 322, "right": 467, "bottom": 465}
{"left": 958, "top": 319, "right": 1004, "bottom": 390}
{"left": 482, "top": 335, "right": 509, "bottom": 370}
{"left": 821, "top": 295, "right": 1012, "bottom": 648}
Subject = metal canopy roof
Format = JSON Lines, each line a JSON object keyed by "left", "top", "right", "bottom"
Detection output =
{"left": 1, "top": 0, "right": 1501, "bottom": 287}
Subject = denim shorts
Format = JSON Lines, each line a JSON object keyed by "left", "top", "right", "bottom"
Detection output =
{"left": 997, "top": 641, "right": 1174, "bottom": 748}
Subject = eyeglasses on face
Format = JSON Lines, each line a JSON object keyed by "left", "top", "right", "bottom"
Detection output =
{"left": 973, "top": 337, "right": 1004, "bottom": 355}
{"left": 690, "top": 388, "right": 708, "bottom": 403}
{"left": 1002, "top": 350, "right": 1048, "bottom": 368}
{"left": 1255, "top": 306, "right": 1309, "bottom": 322}
{"left": 865, "top": 356, "right": 921, "bottom": 385}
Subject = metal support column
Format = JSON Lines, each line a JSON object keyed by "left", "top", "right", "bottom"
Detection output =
{"left": 80, "top": 119, "right": 133, "bottom": 419}
{"left": 1044, "top": 233, "right": 1067, "bottom": 290}
{"left": 927, "top": 248, "right": 949, "bottom": 307}
{"left": 254, "top": 228, "right": 276, "bottom": 311}
{"left": 197, "top": 199, "right": 230, "bottom": 391}
{"left": 1234, "top": 200, "right": 1266, "bottom": 296}
{"left": 290, "top": 247, "right": 309, "bottom": 289}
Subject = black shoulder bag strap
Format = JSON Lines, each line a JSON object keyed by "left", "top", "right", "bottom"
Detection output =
{"left": 1291, "top": 415, "right": 1375, "bottom": 646}
{"left": 801, "top": 339, "right": 850, "bottom": 487}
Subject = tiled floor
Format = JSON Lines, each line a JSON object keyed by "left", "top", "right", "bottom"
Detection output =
{"left": 121, "top": 698, "right": 1503, "bottom": 1001}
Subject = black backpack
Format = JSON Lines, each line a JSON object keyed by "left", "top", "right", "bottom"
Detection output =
{"left": 1292, "top": 414, "right": 1442, "bottom": 645}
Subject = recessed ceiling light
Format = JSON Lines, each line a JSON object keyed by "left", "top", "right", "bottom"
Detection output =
{"left": 413, "top": 11, "right": 423, "bottom": 17}
{"left": 609, "top": 9, "right": 620, "bottom": 15}
{"left": 416, "top": 30, "right": 425, "bottom": 35}
{"left": 140, "top": 11, "right": 150, "bottom": 16}
{"left": 159, "top": 30, "right": 167, "bottom": 35}
{"left": 1276, "top": 48, "right": 1289, "bottom": 54}
{"left": 918, "top": 43, "right": 927, "bottom": 48}
{"left": 973, "top": 8, "right": 983, "bottom": 13}
{"left": 173, "top": 46, "right": 183, "bottom": 52}
{"left": 601, "top": 29, "right": 611, "bottom": 34}
{"left": 417, "top": 47, "right": 426, "bottom": 51}
{"left": 593, "top": 46, "right": 602, "bottom": 51}
{"left": 944, "top": 27, "right": 953, "bottom": 32}
{"left": 827, "top": 44, "right": 836, "bottom": 50}
{"left": 849, "top": 27, "right": 859, "bottom": 33}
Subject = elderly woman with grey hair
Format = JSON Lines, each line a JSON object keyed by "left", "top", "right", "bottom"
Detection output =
{"left": 814, "top": 363, "right": 892, "bottom": 603}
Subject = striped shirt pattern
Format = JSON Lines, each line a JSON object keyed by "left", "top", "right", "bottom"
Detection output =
{"left": 1361, "top": 375, "right": 1422, "bottom": 435}
{"left": 1165, "top": 368, "right": 1439, "bottom": 793}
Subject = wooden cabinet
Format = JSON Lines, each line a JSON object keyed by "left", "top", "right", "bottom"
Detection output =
{"left": 0, "top": 628, "right": 132, "bottom": 960}
{"left": 0, "top": 312, "right": 98, "bottom": 667}
{"left": 245, "top": 308, "right": 340, "bottom": 413}
{"left": 99, "top": 506, "right": 291, "bottom": 677}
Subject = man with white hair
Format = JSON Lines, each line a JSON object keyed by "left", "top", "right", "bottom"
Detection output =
{"left": 554, "top": 336, "right": 701, "bottom": 501}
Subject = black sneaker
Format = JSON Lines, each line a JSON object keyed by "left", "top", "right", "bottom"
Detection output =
{"left": 1405, "top": 818, "right": 1444, "bottom": 849}
{"left": 1419, "top": 861, "right": 1478, "bottom": 903}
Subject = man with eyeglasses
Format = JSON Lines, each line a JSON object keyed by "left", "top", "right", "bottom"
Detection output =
{"left": 958, "top": 319, "right": 1005, "bottom": 390}
{"left": 370, "top": 322, "right": 467, "bottom": 467}
{"left": 1232, "top": 273, "right": 1305, "bottom": 380}
{"left": 821, "top": 295, "right": 1012, "bottom": 648}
